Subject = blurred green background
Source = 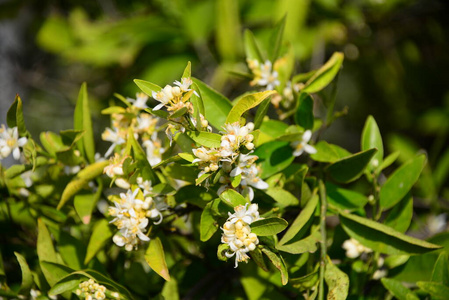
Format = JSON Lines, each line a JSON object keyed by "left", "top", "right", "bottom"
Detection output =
{"left": 1, "top": 0, "right": 448, "bottom": 197}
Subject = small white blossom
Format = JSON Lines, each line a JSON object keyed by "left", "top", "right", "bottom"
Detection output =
{"left": 128, "top": 92, "right": 149, "bottom": 109}
{"left": 342, "top": 238, "right": 372, "bottom": 259}
{"left": 142, "top": 133, "right": 165, "bottom": 166}
{"left": 152, "top": 85, "right": 174, "bottom": 111}
{"left": 0, "top": 125, "right": 27, "bottom": 160}
{"left": 102, "top": 127, "right": 126, "bottom": 157}
{"left": 248, "top": 59, "right": 280, "bottom": 91}
{"left": 291, "top": 130, "right": 317, "bottom": 157}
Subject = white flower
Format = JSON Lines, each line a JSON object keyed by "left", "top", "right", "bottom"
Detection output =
{"left": 230, "top": 153, "right": 259, "bottom": 177}
{"left": 342, "top": 238, "right": 372, "bottom": 259}
{"left": 173, "top": 77, "right": 194, "bottom": 93}
{"left": 240, "top": 165, "right": 269, "bottom": 190}
{"left": 249, "top": 60, "right": 280, "bottom": 91}
{"left": 427, "top": 213, "right": 447, "bottom": 235}
{"left": 291, "top": 130, "right": 317, "bottom": 157}
{"left": 152, "top": 85, "right": 174, "bottom": 111}
{"left": 0, "top": 125, "right": 27, "bottom": 160}
{"left": 103, "top": 153, "right": 127, "bottom": 178}
{"left": 128, "top": 92, "right": 149, "bottom": 109}
{"left": 227, "top": 203, "right": 261, "bottom": 225}
{"left": 102, "top": 127, "right": 126, "bottom": 157}
{"left": 220, "top": 122, "right": 255, "bottom": 158}
{"left": 142, "top": 133, "right": 165, "bottom": 166}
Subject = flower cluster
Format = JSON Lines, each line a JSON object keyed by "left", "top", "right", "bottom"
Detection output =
{"left": 192, "top": 122, "right": 268, "bottom": 200}
{"left": 103, "top": 153, "right": 132, "bottom": 189}
{"left": 75, "top": 279, "right": 118, "bottom": 300}
{"left": 101, "top": 93, "right": 165, "bottom": 166}
{"left": 0, "top": 125, "right": 27, "bottom": 160}
{"left": 108, "top": 186, "right": 162, "bottom": 251}
{"left": 247, "top": 59, "right": 280, "bottom": 91}
{"left": 342, "top": 238, "right": 373, "bottom": 259}
{"left": 152, "top": 77, "right": 197, "bottom": 113}
{"left": 221, "top": 204, "right": 261, "bottom": 267}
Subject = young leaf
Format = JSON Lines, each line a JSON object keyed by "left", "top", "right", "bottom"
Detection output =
{"left": 294, "top": 93, "right": 314, "bottom": 130}
{"left": 380, "top": 151, "right": 400, "bottom": 171}
{"left": 260, "top": 246, "right": 289, "bottom": 285}
{"left": 279, "top": 194, "right": 318, "bottom": 245}
{"left": 7, "top": 94, "right": 27, "bottom": 136}
{"left": 379, "top": 155, "right": 426, "bottom": 210}
{"left": 361, "top": 115, "right": 383, "bottom": 173}
{"left": 14, "top": 252, "right": 33, "bottom": 295}
{"left": 220, "top": 189, "right": 249, "bottom": 207}
{"left": 324, "top": 257, "right": 349, "bottom": 300}
{"left": 244, "top": 30, "right": 264, "bottom": 62}
{"left": 73, "top": 83, "right": 95, "bottom": 163}
{"left": 250, "top": 218, "right": 288, "bottom": 236}
{"left": 57, "top": 160, "right": 109, "bottom": 210}
{"left": 253, "top": 98, "right": 271, "bottom": 130}
{"left": 200, "top": 201, "right": 219, "bottom": 242}
{"left": 302, "top": 52, "right": 344, "bottom": 93}
{"left": 134, "top": 79, "right": 162, "bottom": 97}
{"left": 192, "top": 78, "right": 232, "bottom": 130}
{"left": 310, "top": 141, "right": 351, "bottom": 163}
{"left": 326, "top": 148, "right": 377, "bottom": 183}
{"left": 84, "top": 219, "right": 113, "bottom": 265}
{"left": 225, "top": 90, "right": 277, "bottom": 124}
{"left": 339, "top": 211, "right": 441, "bottom": 255}
{"left": 182, "top": 61, "right": 191, "bottom": 79}
{"left": 381, "top": 278, "right": 420, "bottom": 300}
{"left": 384, "top": 193, "right": 413, "bottom": 233}
{"left": 145, "top": 237, "right": 170, "bottom": 281}
{"left": 185, "top": 131, "right": 222, "bottom": 148}
{"left": 249, "top": 247, "right": 268, "bottom": 271}
{"left": 276, "top": 231, "right": 321, "bottom": 254}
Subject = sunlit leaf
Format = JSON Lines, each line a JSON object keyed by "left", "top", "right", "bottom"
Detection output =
{"left": 74, "top": 83, "right": 95, "bottom": 163}
{"left": 310, "top": 141, "right": 350, "bottom": 163}
{"left": 14, "top": 252, "right": 33, "bottom": 295}
{"left": 250, "top": 217, "right": 288, "bottom": 236}
{"left": 381, "top": 278, "right": 419, "bottom": 300}
{"left": 325, "top": 257, "right": 349, "bottom": 300}
{"left": 276, "top": 231, "right": 320, "bottom": 254}
{"left": 326, "top": 148, "right": 377, "bottom": 183}
{"left": 84, "top": 219, "right": 113, "bottom": 265}
{"left": 145, "top": 237, "right": 170, "bottom": 281}
{"left": 225, "top": 90, "right": 276, "bottom": 124}
{"left": 185, "top": 131, "right": 222, "bottom": 148}
{"left": 134, "top": 79, "right": 162, "bottom": 97}
{"left": 200, "top": 201, "right": 219, "bottom": 242}
{"left": 302, "top": 52, "right": 344, "bottom": 93}
{"left": 361, "top": 115, "right": 383, "bottom": 173}
{"left": 260, "top": 246, "right": 288, "bottom": 285}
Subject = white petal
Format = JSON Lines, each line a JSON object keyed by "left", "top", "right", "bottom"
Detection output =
{"left": 302, "top": 130, "right": 312, "bottom": 142}
{"left": 230, "top": 167, "right": 242, "bottom": 177}
{"left": 304, "top": 144, "right": 317, "bottom": 154}
{"left": 137, "top": 231, "right": 150, "bottom": 241}
{"left": 13, "top": 147, "right": 21, "bottom": 160}
{"left": 293, "top": 148, "right": 305, "bottom": 157}
{"left": 18, "top": 137, "right": 28, "bottom": 147}
{"left": 251, "top": 179, "right": 269, "bottom": 190}
{"left": 153, "top": 103, "right": 165, "bottom": 111}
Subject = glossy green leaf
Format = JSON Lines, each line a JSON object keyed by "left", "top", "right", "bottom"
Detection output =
{"left": 74, "top": 194, "right": 97, "bottom": 225}
{"left": 162, "top": 278, "right": 179, "bottom": 300}
{"left": 294, "top": 93, "right": 314, "bottom": 130}
{"left": 244, "top": 29, "right": 264, "bottom": 62}
{"left": 379, "top": 155, "right": 426, "bottom": 210}
{"left": 265, "top": 187, "right": 299, "bottom": 208}
{"left": 290, "top": 269, "right": 319, "bottom": 291}
{"left": 276, "top": 231, "right": 320, "bottom": 254}
{"left": 325, "top": 257, "right": 349, "bottom": 300}
{"left": 279, "top": 194, "right": 318, "bottom": 245}
{"left": 253, "top": 98, "right": 271, "bottom": 130}
{"left": 84, "top": 219, "right": 113, "bottom": 265}
{"left": 361, "top": 115, "right": 383, "bottom": 173}
{"left": 192, "top": 78, "right": 232, "bottom": 130}
{"left": 381, "top": 278, "right": 419, "bottom": 300}
{"left": 134, "top": 79, "right": 162, "bottom": 97}
{"left": 431, "top": 252, "right": 449, "bottom": 285}
{"left": 73, "top": 83, "right": 95, "bottom": 163}
{"left": 164, "top": 163, "right": 198, "bottom": 183}
{"left": 128, "top": 128, "right": 158, "bottom": 184}
{"left": 249, "top": 247, "right": 268, "bottom": 271}
{"left": 37, "top": 219, "right": 58, "bottom": 264}
{"left": 40, "top": 261, "right": 73, "bottom": 289}
{"left": 302, "top": 52, "right": 344, "bottom": 93}
{"left": 260, "top": 246, "right": 288, "bottom": 285}
{"left": 220, "top": 189, "right": 249, "bottom": 208}
{"left": 310, "top": 141, "right": 350, "bottom": 163}
{"left": 254, "top": 141, "right": 294, "bottom": 178}
{"left": 48, "top": 274, "right": 81, "bottom": 296}
{"left": 225, "top": 90, "right": 276, "bottom": 124}
{"left": 380, "top": 151, "right": 400, "bottom": 171}
{"left": 250, "top": 217, "right": 288, "bottom": 236}
{"left": 145, "top": 237, "right": 170, "bottom": 281}
{"left": 185, "top": 131, "right": 221, "bottom": 148}
{"left": 57, "top": 160, "right": 109, "bottom": 210}
{"left": 326, "top": 148, "right": 377, "bottom": 183}
{"left": 200, "top": 201, "right": 219, "bottom": 242}
{"left": 384, "top": 193, "right": 413, "bottom": 233}
{"left": 182, "top": 61, "right": 191, "bottom": 79}
{"left": 174, "top": 185, "right": 214, "bottom": 208}
{"left": 14, "top": 252, "right": 33, "bottom": 295}
{"left": 417, "top": 281, "right": 449, "bottom": 299}
{"left": 326, "top": 183, "right": 368, "bottom": 211}
{"left": 268, "top": 15, "right": 286, "bottom": 62}
{"left": 7, "top": 94, "right": 27, "bottom": 136}
{"left": 340, "top": 211, "right": 441, "bottom": 255}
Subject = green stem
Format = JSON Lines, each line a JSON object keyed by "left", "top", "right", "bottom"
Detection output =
{"left": 318, "top": 179, "right": 328, "bottom": 300}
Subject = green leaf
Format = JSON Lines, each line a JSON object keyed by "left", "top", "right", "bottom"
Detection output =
{"left": 279, "top": 194, "right": 318, "bottom": 245}
{"left": 431, "top": 252, "right": 449, "bottom": 285}
{"left": 302, "top": 52, "right": 344, "bottom": 93}
{"left": 380, "top": 151, "right": 400, "bottom": 171}
{"left": 276, "top": 231, "right": 321, "bottom": 254}
{"left": 74, "top": 194, "right": 97, "bottom": 225}
{"left": 73, "top": 83, "right": 95, "bottom": 163}
{"left": 249, "top": 247, "right": 268, "bottom": 271}
{"left": 134, "top": 79, "right": 162, "bottom": 97}
{"left": 294, "top": 93, "right": 314, "bottom": 130}
{"left": 260, "top": 246, "right": 289, "bottom": 285}
{"left": 14, "top": 252, "right": 33, "bottom": 295}
{"left": 361, "top": 115, "right": 383, "bottom": 173}
{"left": 310, "top": 141, "right": 351, "bottom": 163}
{"left": 253, "top": 98, "right": 271, "bottom": 130}
{"left": 145, "top": 237, "right": 170, "bottom": 281}
{"left": 7, "top": 94, "right": 27, "bottom": 136}
{"left": 37, "top": 219, "right": 58, "bottom": 264}
{"left": 254, "top": 141, "right": 294, "bottom": 178}
{"left": 190, "top": 83, "right": 205, "bottom": 130}
{"left": 164, "top": 163, "right": 198, "bottom": 183}
{"left": 192, "top": 78, "right": 232, "bottom": 130}
{"left": 379, "top": 155, "right": 426, "bottom": 210}
{"left": 57, "top": 160, "right": 109, "bottom": 210}
{"left": 381, "top": 278, "right": 419, "bottom": 300}
{"left": 417, "top": 281, "right": 449, "bottom": 299}
{"left": 185, "top": 131, "right": 222, "bottom": 148}
{"left": 268, "top": 15, "right": 286, "bottom": 62}
{"left": 231, "top": 174, "right": 241, "bottom": 188}
{"left": 324, "top": 257, "right": 349, "bottom": 300}
{"left": 216, "top": 0, "right": 242, "bottom": 62}
{"left": 326, "top": 148, "right": 377, "bottom": 183}
{"left": 182, "top": 61, "right": 191, "bottom": 79}
{"left": 384, "top": 193, "right": 413, "bottom": 233}
{"left": 265, "top": 187, "right": 299, "bottom": 208}
{"left": 48, "top": 274, "right": 81, "bottom": 296}
{"left": 40, "top": 261, "right": 73, "bottom": 288}
{"left": 339, "top": 211, "right": 441, "bottom": 255}
{"left": 200, "top": 201, "right": 219, "bottom": 242}
{"left": 174, "top": 185, "right": 214, "bottom": 208}
{"left": 162, "top": 278, "right": 179, "bottom": 300}
{"left": 84, "top": 219, "right": 113, "bottom": 265}
{"left": 225, "top": 90, "right": 276, "bottom": 124}
{"left": 244, "top": 29, "right": 264, "bottom": 62}
{"left": 168, "top": 106, "right": 188, "bottom": 119}
{"left": 326, "top": 183, "right": 368, "bottom": 211}
{"left": 290, "top": 269, "right": 319, "bottom": 291}
{"left": 128, "top": 128, "right": 158, "bottom": 184}
{"left": 250, "top": 217, "right": 288, "bottom": 236}
{"left": 217, "top": 243, "right": 230, "bottom": 261}
{"left": 219, "top": 189, "right": 249, "bottom": 207}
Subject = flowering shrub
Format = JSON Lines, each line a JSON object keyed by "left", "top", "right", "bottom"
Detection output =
{"left": 1, "top": 19, "right": 448, "bottom": 300}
